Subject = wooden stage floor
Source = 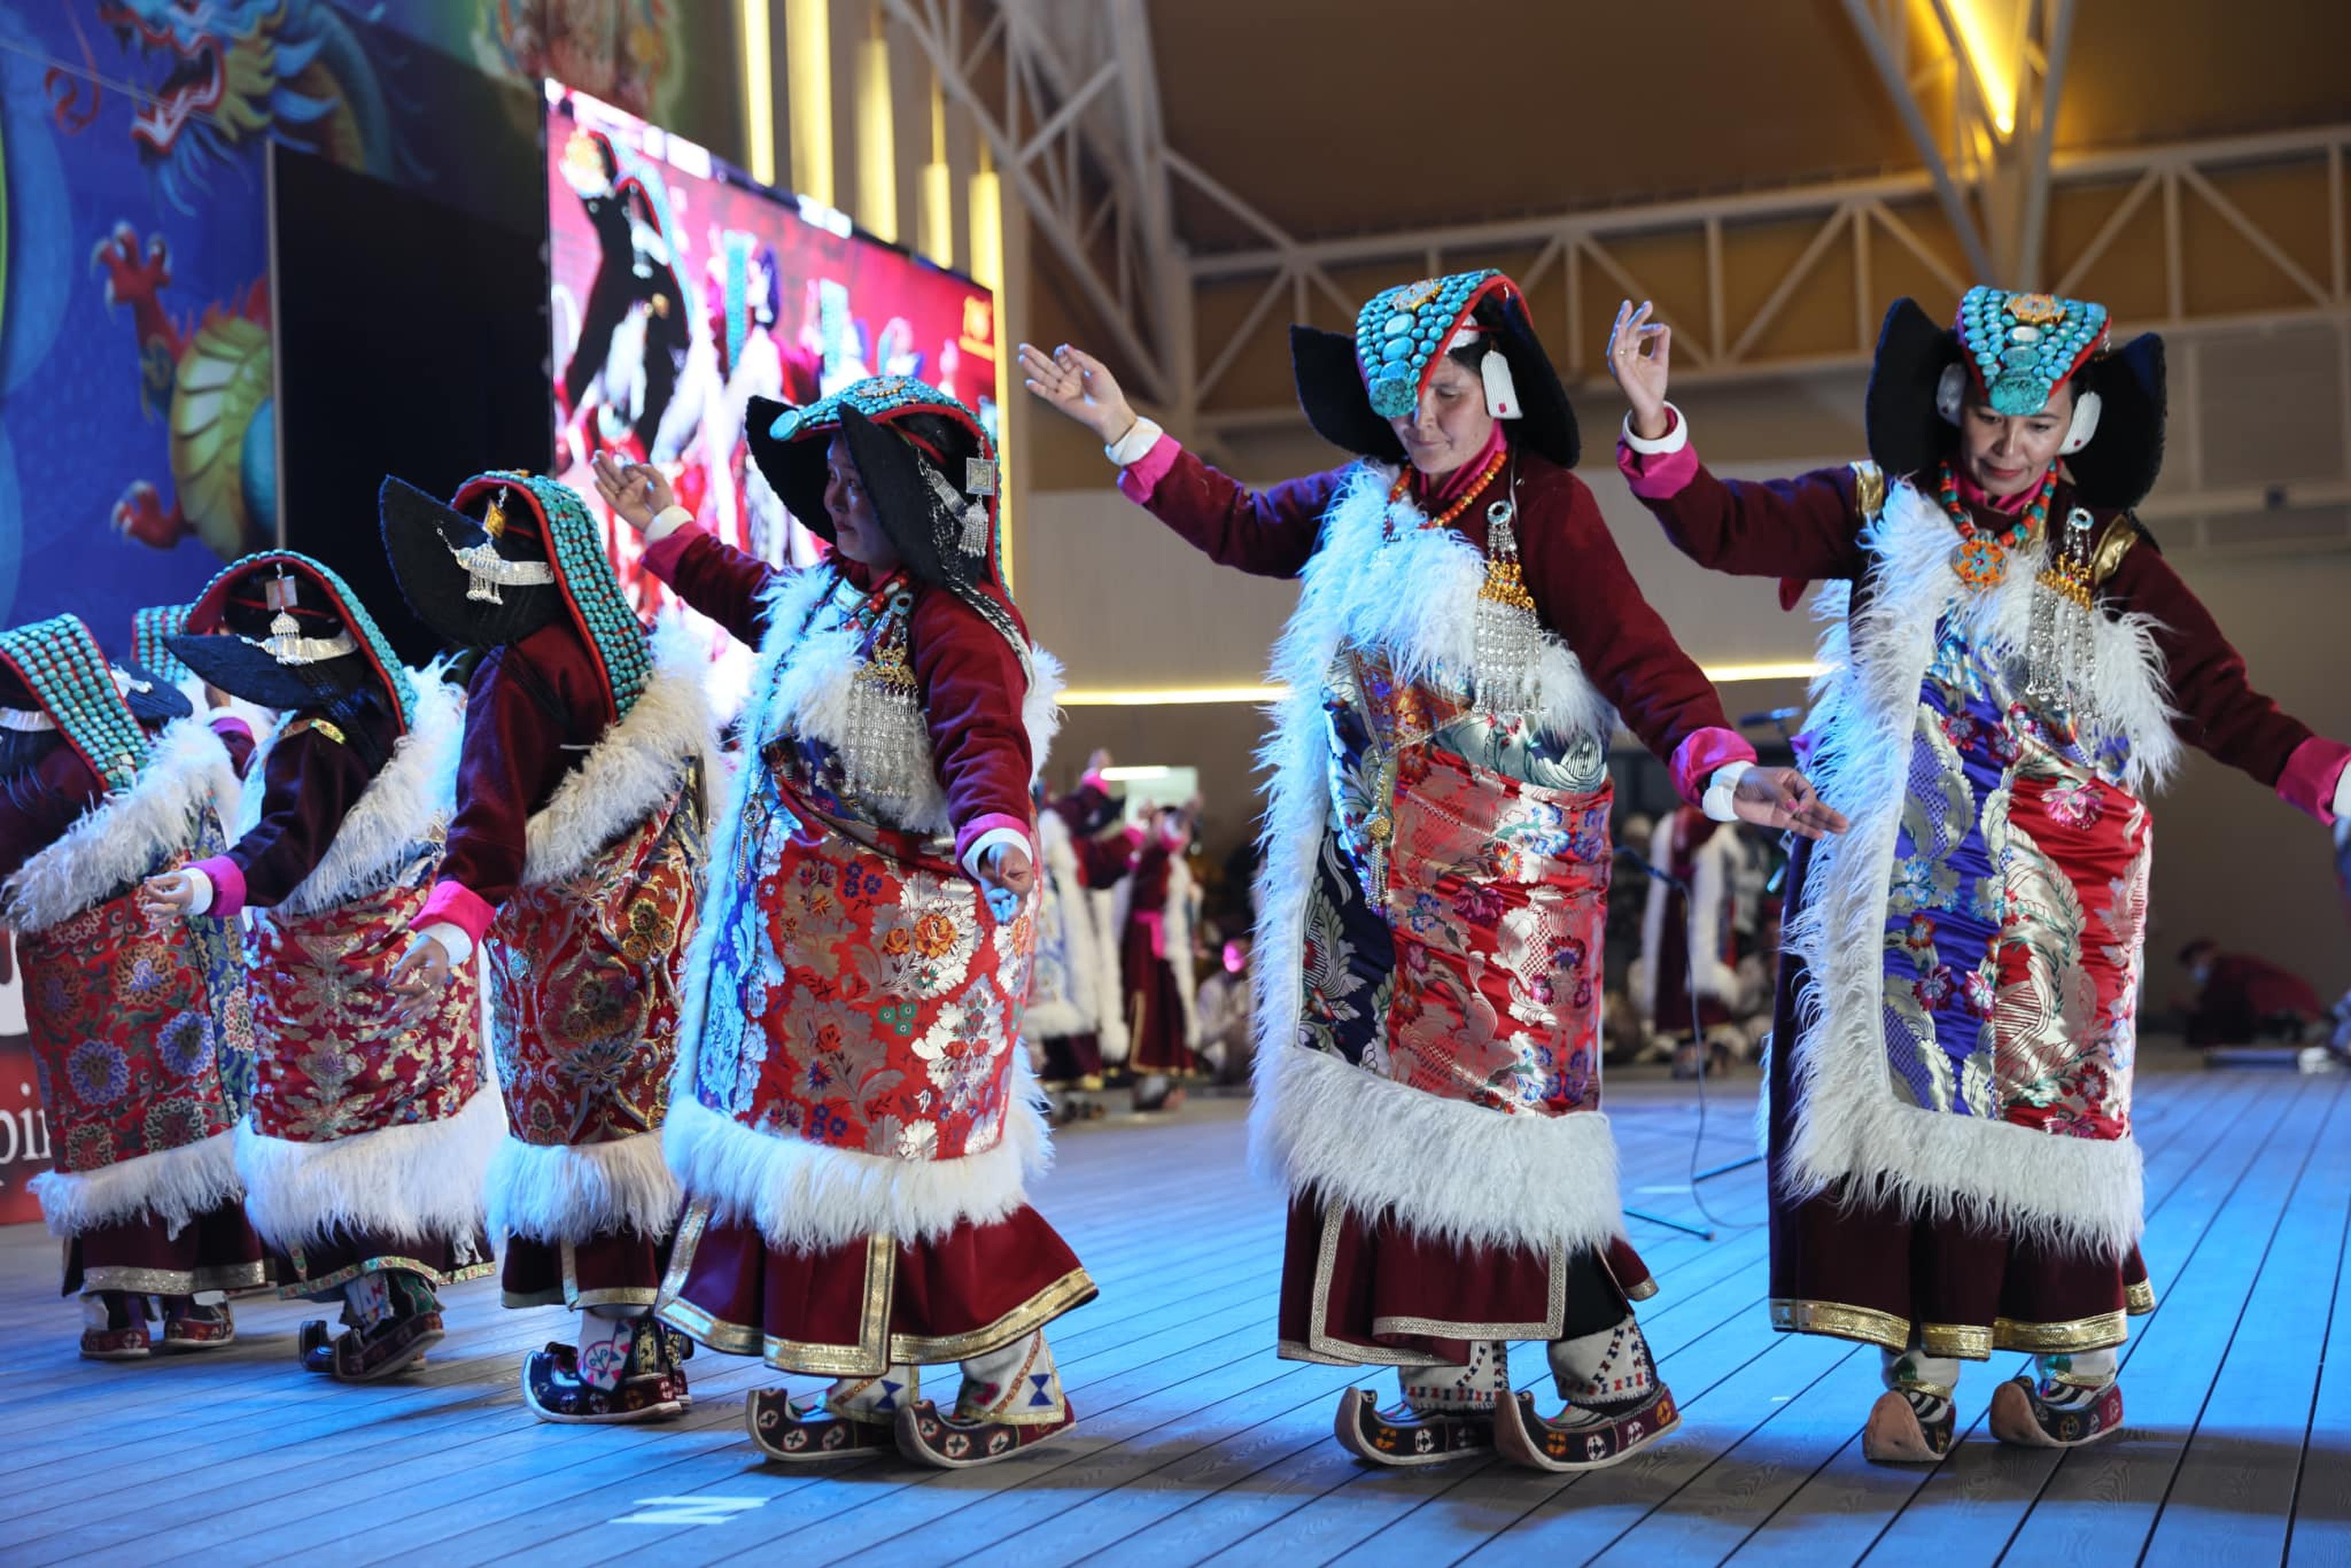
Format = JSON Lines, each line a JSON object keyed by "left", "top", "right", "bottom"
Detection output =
{"left": 3, "top": 1051, "right": 2348, "bottom": 1566}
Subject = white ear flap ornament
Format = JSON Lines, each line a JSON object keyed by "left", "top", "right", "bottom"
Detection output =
{"left": 2061, "top": 389, "right": 2102, "bottom": 454}
{"left": 1935, "top": 363, "right": 1968, "bottom": 425}
{"left": 1481, "top": 349, "right": 1521, "bottom": 420}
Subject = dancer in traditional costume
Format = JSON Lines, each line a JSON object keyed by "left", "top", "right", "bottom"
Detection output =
{"left": 1609, "top": 286, "right": 2351, "bottom": 1458}
{"left": 596, "top": 375, "right": 1089, "bottom": 1469}
{"left": 1022, "top": 269, "right": 1843, "bottom": 1470}
{"left": 381, "top": 469, "right": 712, "bottom": 1425}
{"left": 1636, "top": 806, "right": 1753, "bottom": 1072}
{"left": 1025, "top": 756, "right": 1138, "bottom": 1098}
{"left": 1120, "top": 802, "right": 1202, "bottom": 1106}
{"left": 140, "top": 554, "right": 494, "bottom": 1382}
{"left": 0, "top": 615, "right": 264, "bottom": 1358}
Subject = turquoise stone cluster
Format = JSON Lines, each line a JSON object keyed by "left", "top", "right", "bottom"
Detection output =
{"left": 0, "top": 615, "right": 151, "bottom": 791}
{"left": 767, "top": 374, "right": 989, "bottom": 456}
{"left": 1354, "top": 269, "right": 1501, "bottom": 420}
{"left": 1956, "top": 285, "right": 2108, "bottom": 417}
{"left": 134, "top": 603, "right": 196, "bottom": 687}
{"left": 488, "top": 472, "right": 652, "bottom": 720}
{"left": 193, "top": 550, "right": 418, "bottom": 728}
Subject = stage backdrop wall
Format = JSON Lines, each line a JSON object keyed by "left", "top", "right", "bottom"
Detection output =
{"left": 0, "top": 2, "right": 743, "bottom": 657}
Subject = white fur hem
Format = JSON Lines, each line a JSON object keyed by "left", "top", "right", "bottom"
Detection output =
{"left": 521, "top": 616, "right": 717, "bottom": 886}
{"left": 235, "top": 1084, "right": 504, "bottom": 1251}
{"left": 484, "top": 1125, "right": 682, "bottom": 1245}
{"left": 30, "top": 1127, "right": 243, "bottom": 1240}
{"left": 664, "top": 1053, "right": 1052, "bottom": 1254}
{"left": 1253, "top": 1046, "right": 1625, "bottom": 1256}
{"left": 3, "top": 717, "right": 231, "bottom": 932}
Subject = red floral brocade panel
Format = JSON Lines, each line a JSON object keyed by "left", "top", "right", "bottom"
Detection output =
{"left": 490, "top": 784, "right": 702, "bottom": 1148}
{"left": 246, "top": 854, "right": 484, "bottom": 1143}
{"left": 21, "top": 890, "right": 239, "bottom": 1173}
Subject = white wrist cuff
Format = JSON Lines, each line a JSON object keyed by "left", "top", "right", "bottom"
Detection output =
{"left": 2332, "top": 761, "right": 2351, "bottom": 822}
{"left": 1701, "top": 761, "right": 1747, "bottom": 824}
{"left": 1620, "top": 403, "right": 1689, "bottom": 456}
{"left": 420, "top": 921, "right": 474, "bottom": 967}
{"left": 961, "top": 827, "right": 1031, "bottom": 882}
{"left": 183, "top": 868, "right": 214, "bottom": 917}
{"left": 1104, "top": 418, "right": 1165, "bottom": 469}
{"left": 646, "top": 504, "right": 694, "bottom": 544}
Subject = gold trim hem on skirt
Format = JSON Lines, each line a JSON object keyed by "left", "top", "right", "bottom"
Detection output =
{"left": 1771, "top": 1296, "right": 2136, "bottom": 1359}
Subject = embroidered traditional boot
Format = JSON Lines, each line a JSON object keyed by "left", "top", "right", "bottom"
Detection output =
{"left": 1333, "top": 1343, "right": 1504, "bottom": 1466}
{"left": 1862, "top": 1349, "right": 1958, "bottom": 1463}
{"left": 524, "top": 1311, "right": 692, "bottom": 1425}
{"left": 79, "top": 1291, "right": 153, "bottom": 1361}
{"left": 897, "top": 1332, "right": 1078, "bottom": 1468}
{"left": 1495, "top": 1317, "right": 1681, "bottom": 1472}
{"left": 1989, "top": 1349, "right": 2124, "bottom": 1449}
{"left": 158, "top": 1295, "right": 236, "bottom": 1352}
{"left": 299, "top": 1268, "right": 444, "bottom": 1381}
{"left": 748, "top": 1367, "right": 913, "bottom": 1462}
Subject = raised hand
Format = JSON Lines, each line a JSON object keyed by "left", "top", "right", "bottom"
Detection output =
{"left": 591, "top": 452, "right": 674, "bottom": 535}
{"left": 1730, "top": 766, "right": 1848, "bottom": 841}
{"left": 1018, "top": 342, "right": 1138, "bottom": 445}
{"left": 1608, "top": 299, "right": 1674, "bottom": 441}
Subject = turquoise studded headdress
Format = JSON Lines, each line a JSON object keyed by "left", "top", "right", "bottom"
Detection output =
{"left": 179, "top": 551, "right": 418, "bottom": 732}
{"left": 132, "top": 604, "right": 196, "bottom": 688}
{"left": 1953, "top": 286, "right": 2109, "bottom": 417}
{"left": 1866, "top": 289, "right": 2167, "bottom": 510}
{"left": 0, "top": 615, "right": 152, "bottom": 792}
{"left": 378, "top": 472, "right": 650, "bottom": 726}
{"left": 1288, "top": 269, "right": 1578, "bottom": 467}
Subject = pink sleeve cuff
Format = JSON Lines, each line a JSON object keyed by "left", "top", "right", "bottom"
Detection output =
{"left": 1115, "top": 436, "right": 1181, "bottom": 504}
{"left": 639, "top": 521, "right": 710, "bottom": 583}
{"left": 190, "top": 856, "right": 245, "bottom": 919}
{"left": 208, "top": 715, "right": 253, "bottom": 744}
{"left": 2276, "top": 735, "right": 2351, "bottom": 824}
{"left": 415, "top": 879, "right": 498, "bottom": 947}
{"left": 1615, "top": 409, "right": 1701, "bottom": 500}
{"left": 1669, "top": 727, "right": 1758, "bottom": 808}
{"left": 955, "top": 812, "right": 1035, "bottom": 865}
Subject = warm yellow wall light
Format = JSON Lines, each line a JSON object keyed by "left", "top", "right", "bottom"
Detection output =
{"left": 918, "top": 73, "right": 955, "bottom": 269}
{"left": 854, "top": 4, "right": 897, "bottom": 241}
{"left": 739, "top": 0, "right": 776, "bottom": 187}
{"left": 1944, "top": 0, "right": 2018, "bottom": 137}
{"left": 784, "top": 0, "right": 833, "bottom": 205}
{"left": 1060, "top": 663, "right": 1822, "bottom": 708}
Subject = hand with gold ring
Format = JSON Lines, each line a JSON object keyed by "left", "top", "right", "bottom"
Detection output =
{"left": 1607, "top": 298, "right": 1674, "bottom": 442}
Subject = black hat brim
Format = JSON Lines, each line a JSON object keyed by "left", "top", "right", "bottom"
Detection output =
{"left": 2067, "top": 332, "right": 2165, "bottom": 511}
{"left": 746, "top": 395, "right": 837, "bottom": 545}
{"left": 117, "top": 661, "right": 193, "bottom": 727}
{"left": 1864, "top": 297, "right": 1962, "bottom": 487}
{"left": 378, "top": 477, "right": 563, "bottom": 650}
{"left": 1289, "top": 294, "right": 1578, "bottom": 469}
{"left": 165, "top": 632, "right": 370, "bottom": 713}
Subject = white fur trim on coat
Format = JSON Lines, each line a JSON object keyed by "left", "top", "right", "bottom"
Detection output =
{"left": 1636, "top": 814, "right": 1740, "bottom": 1022}
{"left": 1022, "top": 809, "right": 1100, "bottom": 1040}
{"left": 1776, "top": 478, "right": 2176, "bottom": 1257}
{"left": 1089, "top": 884, "right": 1132, "bottom": 1064}
{"left": 662, "top": 1050, "right": 1051, "bottom": 1253}
{"left": 2, "top": 717, "right": 232, "bottom": 932}
{"left": 1246, "top": 464, "right": 1625, "bottom": 1255}
{"left": 485, "top": 1126, "right": 682, "bottom": 1247}
{"left": 520, "top": 615, "right": 717, "bottom": 886}
{"left": 234, "top": 1082, "right": 504, "bottom": 1252}
{"left": 236, "top": 670, "right": 464, "bottom": 917}
{"left": 1254, "top": 1045, "right": 1625, "bottom": 1255}
{"left": 30, "top": 1126, "right": 243, "bottom": 1240}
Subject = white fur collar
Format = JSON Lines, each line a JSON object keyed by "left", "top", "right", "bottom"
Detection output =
{"left": 1272, "top": 463, "right": 1616, "bottom": 747}
{"left": 521, "top": 615, "right": 716, "bottom": 886}
{"left": 3, "top": 717, "right": 232, "bottom": 932}
{"left": 238, "top": 669, "right": 463, "bottom": 918}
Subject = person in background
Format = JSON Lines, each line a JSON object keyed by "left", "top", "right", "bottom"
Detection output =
{"left": 2175, "top": 938, "right": 2326, "bottom": 1048}
{"left": 1196, "top": 933, "right": 1255, "bottom": 1087}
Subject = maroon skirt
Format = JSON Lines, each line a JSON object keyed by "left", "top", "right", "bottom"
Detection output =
{"left": 657, "top": 1200, "right": 1096, "bottom": 1376}
{"left": 1277, "top": 1194, "right": 1657, "bottom": 1367}
{"left": 63, "top": 1197, "right": 270, "bottom": 1298}
{"left": 1764, "top": 837, "right": 2154, "bottom": 1359}
{"left": 1122, "top": 925, "right": 1197, "bottom": 1077}
{"left": 1038, "top": 1030, "right": 1106, "bottom": 1087}
{"left": 269, "top": 1224, "right": 496, "bottom": 1303}
{"left": 502, "top": 1228, "right": 673, "bottom": 1311}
